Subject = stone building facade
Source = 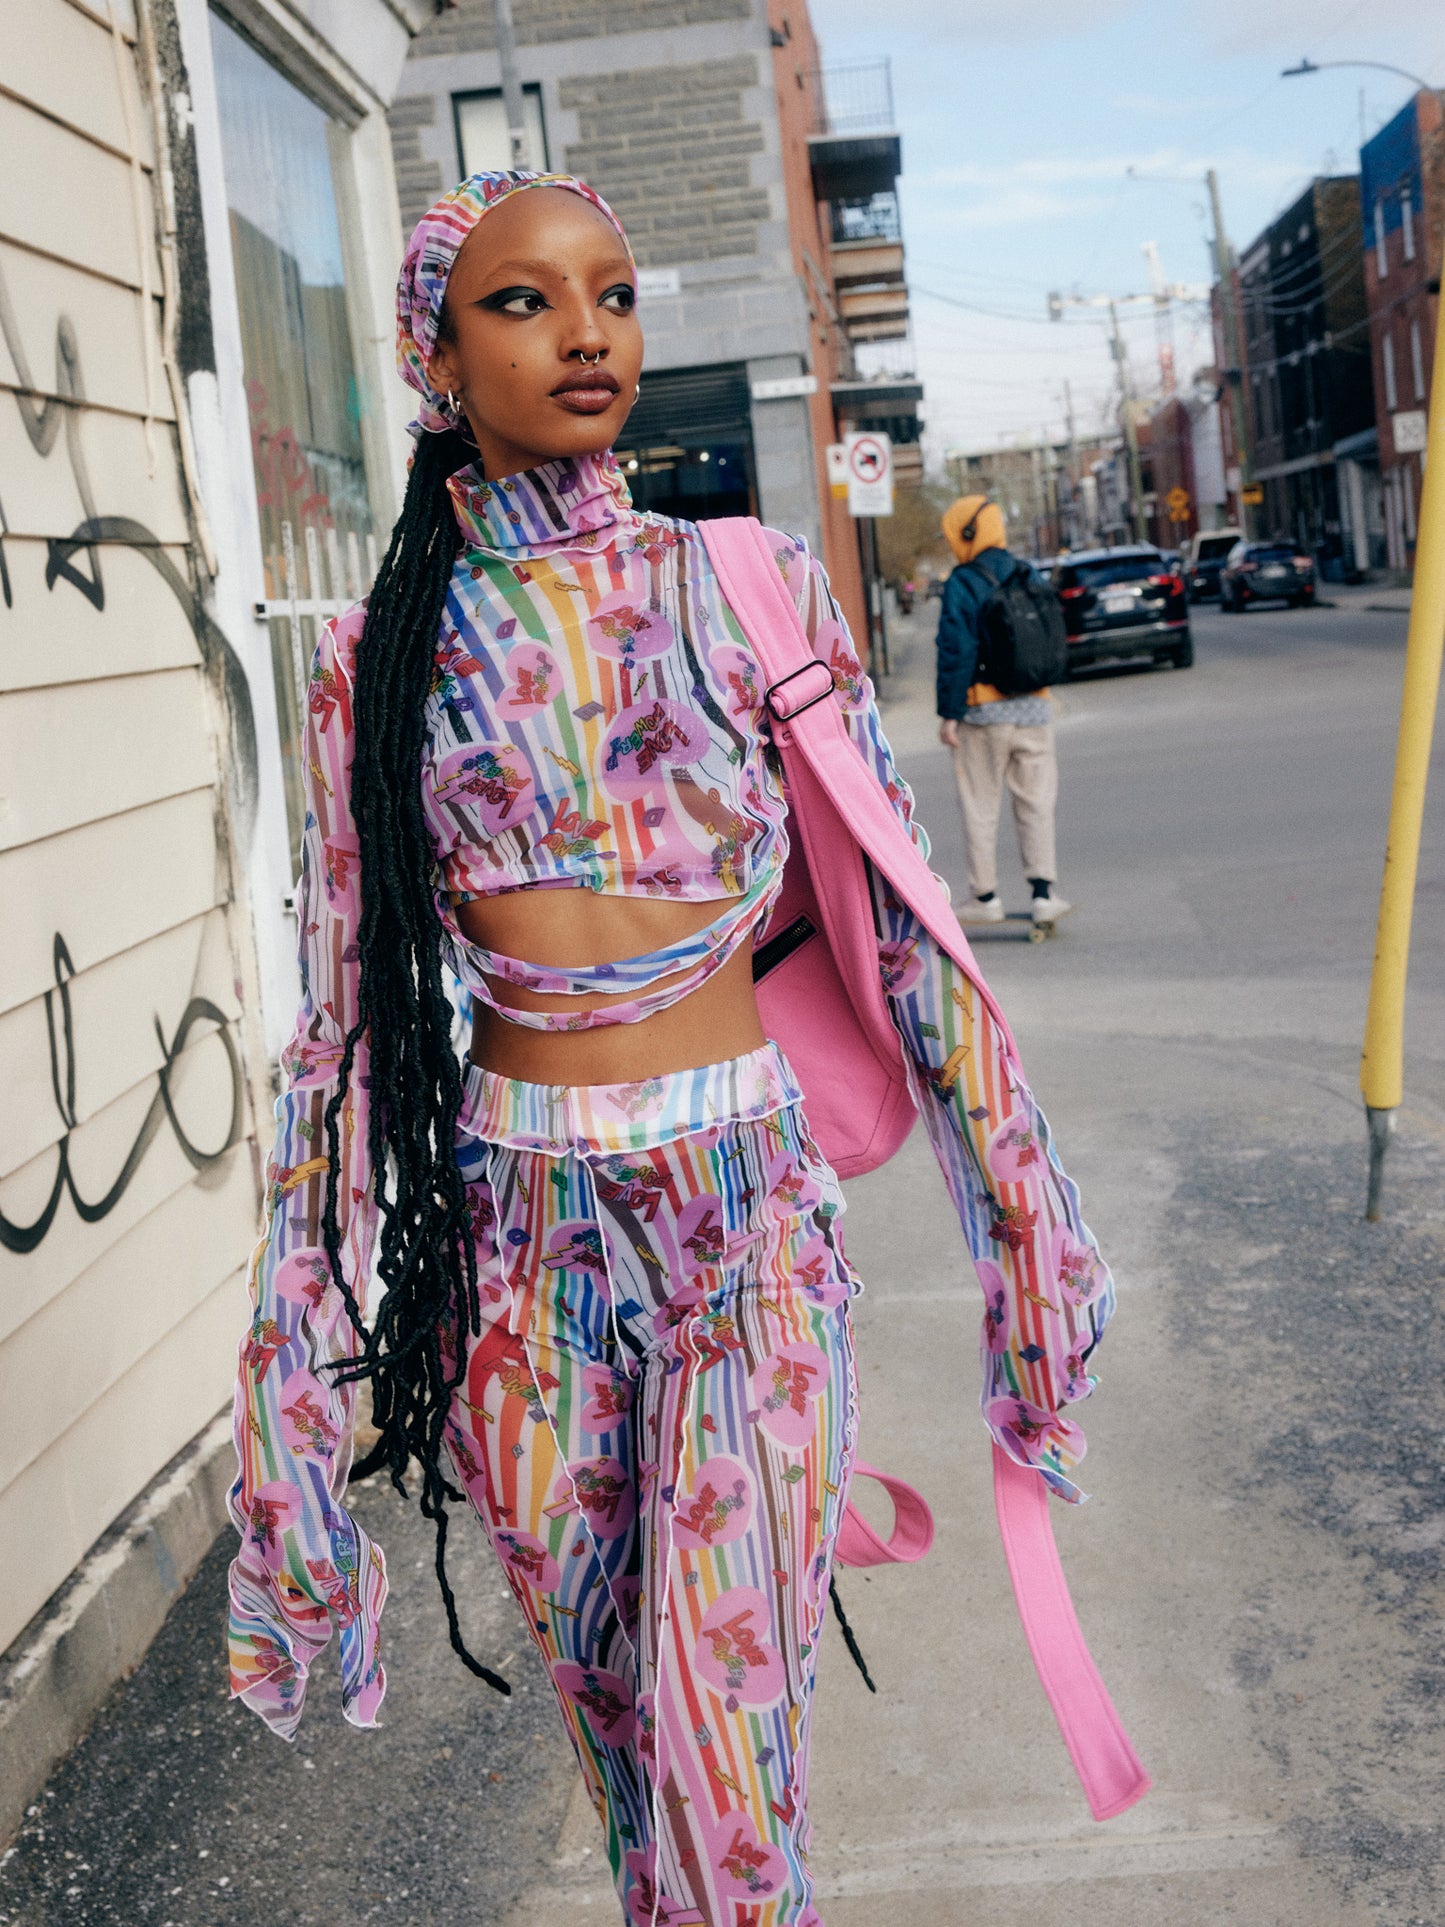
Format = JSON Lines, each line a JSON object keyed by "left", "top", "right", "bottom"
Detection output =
{"left": 391, "top": 0, "right": 925, "bottom": 647}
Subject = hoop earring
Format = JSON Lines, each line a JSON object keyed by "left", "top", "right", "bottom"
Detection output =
{"left": 447, "top": 389, "right": 458, "bottom": 410}
{"left": 634, "top": 385, "right": 641, "bottom": 402}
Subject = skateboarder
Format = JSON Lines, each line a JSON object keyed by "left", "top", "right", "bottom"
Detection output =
{"left": 935, "top": 493, "right": 1072, "bottom": 928}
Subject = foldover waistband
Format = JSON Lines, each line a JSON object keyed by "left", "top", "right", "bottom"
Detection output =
{"left": 458, "top": 1040, "right": 803, "bottom": 1156}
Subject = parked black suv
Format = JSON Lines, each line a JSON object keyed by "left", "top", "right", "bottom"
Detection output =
{"left": 1051, "top": 546, "right": 1193, "bottom": 674}
{"left": 1219, "top": 541, "right": 1317, "bottom": 611}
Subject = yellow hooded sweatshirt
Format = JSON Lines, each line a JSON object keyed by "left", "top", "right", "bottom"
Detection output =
{"left": 940, "top": 494, "right": 1045, "bottom": 707}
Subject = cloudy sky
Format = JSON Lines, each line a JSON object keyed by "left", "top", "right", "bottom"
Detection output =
{"left": 810, "top": 0, "right": 1444, "bottom": 464}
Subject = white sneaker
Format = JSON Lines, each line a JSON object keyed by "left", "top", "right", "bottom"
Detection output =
{"left": 1031, "top": 891, "right": 1073, "bottom": 924}
{"left": 958, "top": 895, "right": 1006, "bottom": 924}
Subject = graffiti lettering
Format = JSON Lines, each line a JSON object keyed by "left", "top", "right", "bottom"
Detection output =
{"left": 0, "top": 935, "right": 244, "bottom": 1255}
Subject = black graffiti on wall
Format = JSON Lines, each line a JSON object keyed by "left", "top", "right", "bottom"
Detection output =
{"left": 1, "top": 250, "right": 261, "bottom": 1253}
{"left": 0, "top": 936, "right": 244, "bottom": 1256}
{"left": 0, "top": 262, "right": 259, "bottom": 833}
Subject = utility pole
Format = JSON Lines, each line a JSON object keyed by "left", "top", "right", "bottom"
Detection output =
{"left": 1110, "top": 300, "right": 1146, "bottom": 543}
{"left": 492, "top": 0, "right": 530, "bottom": 168}
{"left": 1207, "top": 168, "right": 1252, "bottom": 533}
{"left": 1062, "top": 380, "right": 1079, "bottom": 546}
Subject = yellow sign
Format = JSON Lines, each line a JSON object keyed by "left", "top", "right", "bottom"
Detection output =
{"left": 1165, "top": 485, "right": 1192, "bottom": 523}
{"left": 1240, "top": 483, "right": 1264, "bottom": 506}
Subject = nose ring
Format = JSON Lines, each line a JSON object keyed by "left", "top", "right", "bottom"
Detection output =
{"left": 577, "top": 350, "right": 602, "bottom": 364}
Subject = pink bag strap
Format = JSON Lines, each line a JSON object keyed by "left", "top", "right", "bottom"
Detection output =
{"left": 835, "top": 1461, "right": 935, "bottom": 1568}
{"left": 994, "top": 1446, "right": 1151, "bottom": 1820}
{"left": 698, "top": 517, "right": 1020, "bottom": 1060}
{"left": 700, "top": 515, "right": 1150, "bottom": 1823}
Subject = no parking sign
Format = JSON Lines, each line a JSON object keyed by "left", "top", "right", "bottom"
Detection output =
{"left": 844, "top": 431, "right": 894, "bottom": 517}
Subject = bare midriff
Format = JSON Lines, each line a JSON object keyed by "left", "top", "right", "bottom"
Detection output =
{"left": 458, "top": 890, "right": 767, "bottom": 1084}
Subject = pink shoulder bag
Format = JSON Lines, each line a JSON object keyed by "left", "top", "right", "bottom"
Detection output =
{"left": 701, "top": 515, "right": 1150, "bottom": 1823}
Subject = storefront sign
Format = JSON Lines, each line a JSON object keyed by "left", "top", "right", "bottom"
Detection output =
{"left": 826, "top": 442, "right": 848, "bottom": 499}
{"left": 750, "top": 373, "right": 818, "bottom": 401}
{"left": 636, "top": 268, "right": 681, "bottom": 299}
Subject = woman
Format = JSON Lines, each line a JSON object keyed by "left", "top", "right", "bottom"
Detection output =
{"left": 227, "top": 171, "right": 1114, "bottom": 1927}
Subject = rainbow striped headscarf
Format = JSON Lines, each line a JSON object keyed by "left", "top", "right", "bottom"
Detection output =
{"left": 396, "top": 170, "right": 635, "bottom": 441}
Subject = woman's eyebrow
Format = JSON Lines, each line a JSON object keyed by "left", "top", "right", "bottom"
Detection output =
{"left": 476, "top": 253, "right": 634, "bottom": 283}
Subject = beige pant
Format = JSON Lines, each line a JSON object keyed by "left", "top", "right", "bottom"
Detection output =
{"left": 950, "top": 721, "right": 1058, "bottom": 897}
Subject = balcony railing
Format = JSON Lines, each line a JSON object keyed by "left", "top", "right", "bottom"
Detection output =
{"left": 811, "top": 59, "right": 895, "bottom": 136}
{"left": 830, "top": 191, "right": 902, "bottom": 246}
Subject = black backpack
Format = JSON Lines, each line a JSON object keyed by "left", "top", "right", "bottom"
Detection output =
{"left": 971, "top": 552, "right": 1068, "bottom": 695}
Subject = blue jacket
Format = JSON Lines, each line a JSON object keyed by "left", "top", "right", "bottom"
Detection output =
{"left": 935, "top": 547, "right": 1018, "bottom": 719}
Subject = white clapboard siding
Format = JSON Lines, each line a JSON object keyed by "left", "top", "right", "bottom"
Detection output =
{"left": 0, "top": 669, "right": 216, "bottom": 853}
{"left": 0, "top": 537, "right": 199, "bottom": 693}
{"left": 0, "top": 1141, "right": 254, "bottom": 1493}
{"left": 0, "top": 94, "right": 160, "bottom": 294}
{"left": 0, "top": 790, "right": 227, "bottom": 1017}
{"left": 0, "top": 1048, "right": 255, "bottom": 1352}
{"left": 1, "top": 0, "right": 156, "bottom": 164}
{"left": 0, "top": 241, "right": 170, "bottom": 428}
{"left": 0, "top": 401, "right": 189, "bottom": 546}
{"left": 0, "top": 906, "right": 242, "bottom": 1179}
{"left": 0, "top": 1269, "right": 244, "bottom": 1654}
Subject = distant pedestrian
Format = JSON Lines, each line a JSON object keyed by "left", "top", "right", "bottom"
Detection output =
{"left": 935, "top": 493, "right": 1072, "bottom": 926}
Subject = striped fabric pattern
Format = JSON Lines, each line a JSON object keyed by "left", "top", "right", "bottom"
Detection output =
{"left": 448, "top": 1045, "right": 857, "bottom": 1925}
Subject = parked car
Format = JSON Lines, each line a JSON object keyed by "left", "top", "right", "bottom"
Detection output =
{"left": 1219, "top": 540, "right": 1317, "bottom": 611}
{"left": 1050, "top": 545, "right": 1193, "bottom": 674}
{"left": 1183, "top": 527, "right": 1243, "bottom": 600}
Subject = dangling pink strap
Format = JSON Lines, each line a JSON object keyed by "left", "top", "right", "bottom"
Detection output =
{"left": 836, "top": 1461, "right": 935, "bottom": 1567}
{"left": 994, "top": 1446, "right": 1151, "bottom": 1820}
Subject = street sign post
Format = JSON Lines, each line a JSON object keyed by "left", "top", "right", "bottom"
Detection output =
{"left": 845, "top": 431, "right": 894, "bottom": 517}
{"left": 1165, "top": 485, "right": 1192, "bottom": 525}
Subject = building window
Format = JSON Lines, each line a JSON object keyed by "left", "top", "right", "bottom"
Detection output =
{"left": 1383, "top": 331, "right": 1398, "bottom": 411}
{"left": 1411, "top": 317, "right": 1426, "bottom": 401}
{"left": 1402, "top": 185, "right": 1416, "bottom": 262}
{"left": 454, "top": 86, "right": 548, "bottom": 175}
{"left": 210, "top": 10, "right": 378, "bottom": 846}
{"left": 1403, "top": 459, "right": 1416, "bottom": 543}
{"left": 1374, "top": 197, "right": 1388, "bottom": 278}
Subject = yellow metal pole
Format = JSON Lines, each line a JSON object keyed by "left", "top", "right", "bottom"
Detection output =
{"left": 1359, "top": 238, "right": 1445, "bottom": 1218}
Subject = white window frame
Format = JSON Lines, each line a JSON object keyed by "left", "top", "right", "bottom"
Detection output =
{"left": 1401, "top": 185, "right": 1416, "bottom": 261}
{"left": 1411, "top": 317, "right": 1426, "bottom": 401}
{"left": 1383, "top": 330, "right": 1398, "bottom": 412}
{"left": 179, "top": 0, "right": 413, "bottom": 1053}
{"left": 1403, "top": 458, "right": 1416, "bottom": 543}
{"left": 1374, "top": 197, "right": 1388, "bottom": 278}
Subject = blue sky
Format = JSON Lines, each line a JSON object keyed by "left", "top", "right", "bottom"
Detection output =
{"left": 810, "top": 0, "right": 1444, "bottom": 462}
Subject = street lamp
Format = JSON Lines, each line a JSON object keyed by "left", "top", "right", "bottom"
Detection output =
{"left": 1281, "top": 56, "right": 1434, "bottom": 93}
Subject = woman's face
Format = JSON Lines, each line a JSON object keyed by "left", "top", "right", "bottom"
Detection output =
{"left": 427, "top": 187, "right": 644, "bottom": 480}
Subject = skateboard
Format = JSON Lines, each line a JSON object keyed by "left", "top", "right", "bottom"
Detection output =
{"left": 961, "top": 911, "right": 1063, "bottom": 944}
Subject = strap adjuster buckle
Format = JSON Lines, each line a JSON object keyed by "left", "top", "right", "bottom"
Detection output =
{"left": 765, "top": 659, "right": 836, "bottom": 722}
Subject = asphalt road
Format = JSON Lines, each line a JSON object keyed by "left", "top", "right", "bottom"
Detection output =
{"left": 3, "top": 592, "right": 1443, "bottom": 1926}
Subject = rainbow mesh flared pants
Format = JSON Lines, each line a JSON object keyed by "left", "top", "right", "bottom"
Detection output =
{"left": 446, "top": 1044, "right": 859, "bottom": 1926}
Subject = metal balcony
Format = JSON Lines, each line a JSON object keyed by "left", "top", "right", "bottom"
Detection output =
{"left": 808, "top": 58, "right": 900, "bottom": 205}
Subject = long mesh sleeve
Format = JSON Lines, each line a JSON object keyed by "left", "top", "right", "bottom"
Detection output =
{"left": 226, "top": 603, "right": 389, "bottom": 1737}
{"left": 769, "top": 531, "right": 1114, "bottom": 1501}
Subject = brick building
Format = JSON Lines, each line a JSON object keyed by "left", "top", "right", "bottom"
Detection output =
{"left": 1237, "top": 176, "right": 1374, "bottom": 565}
{"left": 1360, "top": 89, "right": 1445, "bottom": 574}
{"left": 390, "top": 0, "right": 924, "bottom": 646}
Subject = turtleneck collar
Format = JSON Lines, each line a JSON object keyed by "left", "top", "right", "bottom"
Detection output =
{"left": 447, "top": 448, "right": 636, "bottom": 560}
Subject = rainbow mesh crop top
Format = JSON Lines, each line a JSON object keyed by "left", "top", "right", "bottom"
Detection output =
{"left": 403, "top": 451, "right": 864, "bottom": 1028}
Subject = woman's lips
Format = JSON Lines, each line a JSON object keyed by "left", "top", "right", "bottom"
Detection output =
{"left": 551, "top": 370, "right": 619, "bottom": 416}
{"left": 552, "top": 387, "right": 619, "bottom": 415}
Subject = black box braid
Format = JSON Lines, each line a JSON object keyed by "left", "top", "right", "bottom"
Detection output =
{"left": 319, "top": 424, "right": 509, "bottom": 1694}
